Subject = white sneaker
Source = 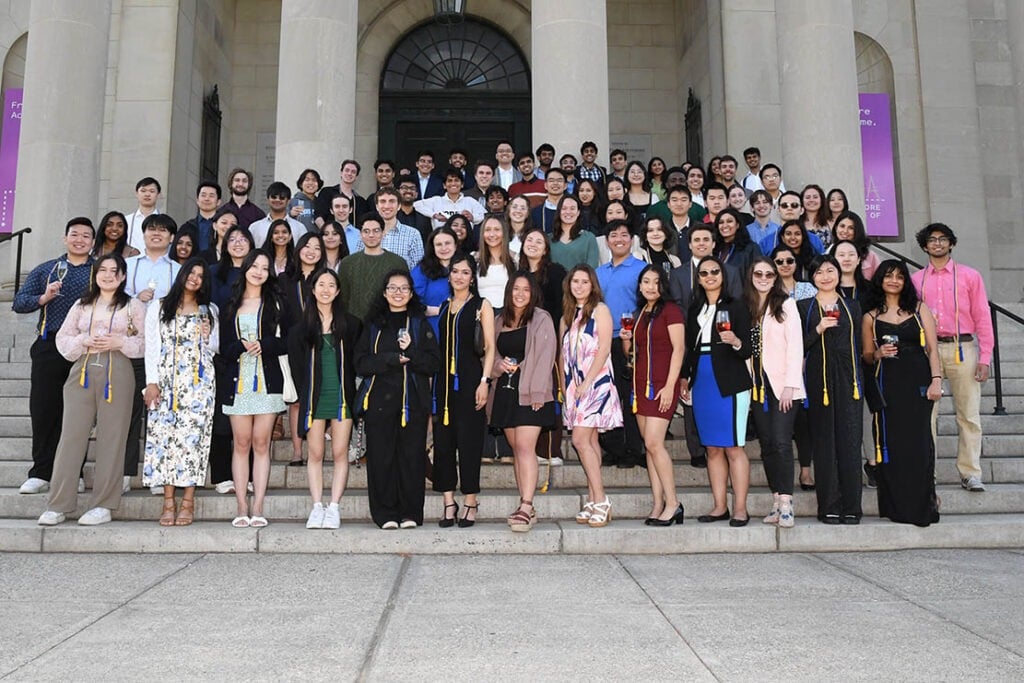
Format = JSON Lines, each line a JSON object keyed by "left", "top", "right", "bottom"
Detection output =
{"left": 306, "top": 502, "right": 326, "bottom": 529}
{"left": 78, "top": 478, "right": 86, "bottom": 494}
{"left": 537, "top": 456, "right": 564, "bottom": 466}
{"left": 381, "top": 520, "right": 399, "bottom": 530}
{"left": 78, "top": 507, "right": 112, "bottom": 526}
{"left": 214, "top": 480, "right": 235, "bottom": 494}
{"left": 399, "top": 519, "right": 418, "bottom": 529}
{"left": 247, "top": 482, "right": 254, "bottom": 493}
{"left": 19, "top": 477, "right": 49, "bottom": 494}
{"left": 322, "top": 504, "right": 341, "bottom": 529}
{"left": 122, "top": 476, "right": 131, "bottom": 494}
{"left": 150, "top": 485, "right": 164, "bottom": 495}
{"left": 37, "top": 510, "right": 65, "bottom": 526}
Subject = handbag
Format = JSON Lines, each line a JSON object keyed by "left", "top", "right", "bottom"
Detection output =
{"left": 276, "top": 325, "right": 298, "bottom": 404}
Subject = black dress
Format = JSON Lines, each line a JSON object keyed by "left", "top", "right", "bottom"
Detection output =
{"left": 799, "top": 298, "right": 864, "bottom": 522}
{"left": 870, "top": 316, "right": 940, "bottom": 527}
{"left": 490, "top": 327, "right": 556, "bottom": 429}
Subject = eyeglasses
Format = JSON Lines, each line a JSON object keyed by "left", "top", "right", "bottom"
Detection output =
{"left": 386, "top": 285, "right": 411, "bottom": 294}
{"left": 752, "top": 271, "right": 777, "bottom": 280}
{"left": 763, "top": 174, "right": 781, "bottom": 180}
{"left": 227, "top": 236, "right": 249, "bottom": 245}
{"left": 270, "top": 194, "right": 289, "bottom": 200}
{"left": 698, "top": 268, "right": 722, "bottom": 278}
{"left": 779, "top": 202, "right": 800, "bottom": 209}
{"left": 926, "top": 236, "right": 950, "bottom": 244}
{"left": 774, "top": 257, "right": 796, "bottom": 266}
{"left": 361, "top": 227, "right": 383, "bottom": 234}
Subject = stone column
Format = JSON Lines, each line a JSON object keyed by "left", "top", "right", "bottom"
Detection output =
{"left": 532, "top": 1, "right": 609, "bottom": 161}
{"left": 775, "top": 0, "right": 864, "bottom": 212}
{"left": 275, "top": 0, "right": 357, "bottom": 191}
{"left": 108, "top": 0, "right": 179, "bottom": 214}
{"left": 720, "top": 0, "right": 783, "bottom": 166}
{"left": 13, "top": 1, "right": 111, "bottom": 266}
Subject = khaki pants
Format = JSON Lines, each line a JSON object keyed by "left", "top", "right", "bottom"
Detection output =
{"left": 47, "top": 353, "right": 134, "bottom": 515}
{"left": 930, "top": 340, "right": 982, "bottom": 480}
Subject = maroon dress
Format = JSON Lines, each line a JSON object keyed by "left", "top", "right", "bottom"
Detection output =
{"left": 632, "top": 302, "right": 684, "bottom": 418}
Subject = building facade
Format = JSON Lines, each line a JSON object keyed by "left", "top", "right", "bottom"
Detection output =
{"left": 1, "top": 0, "right": 1022, "bottom": 299}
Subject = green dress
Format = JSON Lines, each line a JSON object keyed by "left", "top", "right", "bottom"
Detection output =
{"left": 314, "top": 334, "right": 342, "bottom": 420}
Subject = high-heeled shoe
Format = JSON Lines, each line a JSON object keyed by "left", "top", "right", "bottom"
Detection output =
{"left": 438, "top": 501, "right": 458, "bottom": 528}
{"left": 649, "top": 504, "right": 684, "bottom": 526}
{"left": 799, "top": 478, "right": 816, "bottom": 491}
{"left": 457, "top": 503, "right": 478, "bottom": 528}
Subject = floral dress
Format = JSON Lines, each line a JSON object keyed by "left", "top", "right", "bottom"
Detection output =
{"left": 562, "top": 307, "right": 623, "bottom": 431}
{"left": 143, "top": 309, "right": 218, "bottom": 487}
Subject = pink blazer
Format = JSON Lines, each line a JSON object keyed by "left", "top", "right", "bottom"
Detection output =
{"left": 755, "top": 297, "right": 806, "bottom": 400}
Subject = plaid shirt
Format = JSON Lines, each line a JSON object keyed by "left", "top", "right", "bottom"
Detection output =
{"left": 357, "top": 221, "right": 423, "bottom": 270}
{"left": 576, "top": 164, "right": 605, "bottom": 184}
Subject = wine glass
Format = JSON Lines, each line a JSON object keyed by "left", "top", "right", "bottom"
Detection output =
{"left": 715, "top": 310, "right": 731, "bottom": 333}
{"left": 397, "top": 327, "right": 409, "bottom": 348}
{"left": 620, "top": 312, "right": 635, "bottom": 333}
{"left": 824, "top": 303, "right": 841, "bottom": 320}
{"left": 54, "top": 261, "right": 68, "bottom": 296}
{"left": 881, "top": 334, "right": 899, "bottom": 359}
{"left": 504, "top": 357, "right": 519, "bottom": 389}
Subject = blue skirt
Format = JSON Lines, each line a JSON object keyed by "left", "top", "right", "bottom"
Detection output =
{"left": 692, "top": 351, "right": 750, "bottom": 448}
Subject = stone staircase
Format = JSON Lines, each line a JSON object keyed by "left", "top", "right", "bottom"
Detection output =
{"left": 0, "top": 307, "right": 1022, "bottom": 555}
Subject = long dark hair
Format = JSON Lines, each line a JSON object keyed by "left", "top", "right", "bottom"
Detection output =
{"left": 93, "top": 211, "right": 130, "bottom": 257}
{"left": 420, "top": 226, "right": 458, "bottom": 280}
{"left": 864, "top": 259, "right": 919, "bottom": 315}
{"left": 779, "top": 220, "right": 817, "bottom": 275}
{"left": 80, "top": 253, "right": 130, "bottom": 310}
{"left": 634, "top": 264, "right": 669, "bottom": 320}
{"left": 366, "top": 269, "right": 426, "bottom": 326}
{"left": 647, "top": 157, "right": 666, "bottom": 184}
{"left": 216, "top": 225, "right": 254, "bottom": 283}
{"left": 261, "top": 219, "right": 295, "bottom": 263}
{"left": 443, "top": 213, "right": 473, "bottom": 251}
{"left": 625, "top": 160, "right": 651, "bottom": 192}
{"left": 603, "top": 199, "right": 634, "bottom": 232}
{"left": 552, "top": 195, "right": 583, "bottom": 242}
{"left": 832, "top": 211, "right": 872, "bottom": 259}
{"left": 715, "top": 207, "right": 753, "bottom": 250}
{"left": 170, "top": 226, "right": 199, "bottom": 264}
{"left": 286, "top": 232, "right": 326, "bottom": 280}
{"left": 801, "top": 184, "right": 829, "bottom": 228}
{"left": 302, "top": 268, "right": 350, "bottom": 348}
{"left": 226, "top": 250, "right": 280, "bottom": 326}
{"left": 502, "top": 271, "right": 542, "bottom": 328}
{"left": 640, "top": 216, "right": 676, "bottom": 253}
{"left": 447, "top": 252, "right": 480, "bottom": 298}
{"left": 829, "top": 238, "right": 868, "bottom": 294}
{"left": 691, "top": 255, "right": 732, "bottom": 312}
{"left": 209, "top": 205, "right": 238, "bottom": 252}
{"left": 160, "top": 257, "right": 213, "bottom": 323}
{"left": 744, "top": 257, "right": 788, "bottom": 323}
{"left": 518, "top": 228, "right": 553, "bottom": 285}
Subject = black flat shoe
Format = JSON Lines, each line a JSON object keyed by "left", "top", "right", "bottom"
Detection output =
{"left": 842, "top": 514, "right": 861, "bottom": 525}
{"left": 820, "top": 514, "right": 842, "bottom": 525}
{"left": 690, "top": 455, "right": 708, "bottom": 469}
{"left": 729, "top": 516, "right": 750, "bottom": 527}
{"left": 644, "top": 517, "right": 656, "bottom": 525}
{"left": 799, "top": 480, "right": 815, "bottom": 491}
{"left": 649, "top": 504, "right": 685, "bottom": 526}
{"left": 438, "top": 501, "right": 458, "bottom": 528}
{"left": 287, "top": 459, "right": 305, "bottom": 467}
{"left": 697, "top": 510, "right": 730, "bottom": 523}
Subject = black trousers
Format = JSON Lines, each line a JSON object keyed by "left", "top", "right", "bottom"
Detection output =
{"left": 364, "top": 406, "right": 428, "bottom": 527}
{"left": 432, "top": 398, "right": 484, "bottom": 495}
{"left": 750, "top": 384, "right": 797, "bottom": 495}
{"left": 122, "top": 358, "right": 146, "bottom": 476}
{"left": 809, "top": 397, "right": 863, "bottom": 519}
{"left": 793, "top": 404, "right": 813, "bottom": 468}
{"left": 598, "top": 343, "right": 644, "bottom": 463}
{"left": 28, "top": 337, "right": 74, "bottom": 481}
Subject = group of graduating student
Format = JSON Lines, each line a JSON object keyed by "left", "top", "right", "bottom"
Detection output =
{"left": 13, "top": 143, "right": 994, "bottom": 534}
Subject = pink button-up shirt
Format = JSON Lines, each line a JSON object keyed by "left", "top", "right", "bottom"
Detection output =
{"left": 911, "top": 259, "right": 994, "bottom": 365}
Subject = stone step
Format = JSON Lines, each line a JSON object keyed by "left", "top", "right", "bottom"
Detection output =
{"left": 3, "top": 455, "right": 1021, "bottom": 491}
{"left": 0, "top": 484, "right": 1019, "bottom": 522}
{"left": 1, "top": 514, "right": 1021, "bottom": 555}
{"left": 0, "top": 379, "right": 29, "bottom": 396}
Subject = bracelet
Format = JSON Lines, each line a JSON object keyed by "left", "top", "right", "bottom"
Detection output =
{"left": 932, "top": 375, "right": 941, "bottom": 379}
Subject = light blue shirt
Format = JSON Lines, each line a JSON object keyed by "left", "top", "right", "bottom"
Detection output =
{"left": 125, "top": 253, "right": 181, "bottom": 302}
{"left": 596, "top": 255, "right": 646, "bottom": 335}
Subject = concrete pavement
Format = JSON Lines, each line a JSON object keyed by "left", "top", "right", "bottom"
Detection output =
{"left": 1, "top": 549, "right": 1022, "bottom": 680}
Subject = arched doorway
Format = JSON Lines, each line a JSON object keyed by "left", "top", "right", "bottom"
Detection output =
{"left": 378, "top": 17, "right": 531, "bottom": 169}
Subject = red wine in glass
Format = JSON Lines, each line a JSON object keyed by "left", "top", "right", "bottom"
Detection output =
{"left": 620, "top": 313, "right": 635, "bottom": 332}
{"left": 715, "top": 310, "right": 731, "bottom": 333}
{"left": 824, "top": 304, "right": 841, "bottom": 320}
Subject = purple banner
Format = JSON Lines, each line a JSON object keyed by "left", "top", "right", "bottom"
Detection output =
{"left": 0, "top": 88, "right": 22, "bottom": 234}
{"left": 858, "top": 93, "right": 898, "bottom": 238}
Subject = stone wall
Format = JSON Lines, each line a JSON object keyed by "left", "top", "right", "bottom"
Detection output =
{"left": 606, "top": 0, "right": 682, "bottom": 164}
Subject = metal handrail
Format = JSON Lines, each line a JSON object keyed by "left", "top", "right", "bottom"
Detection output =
{"left": 0, "top": 227, "right": 33, "bottom": 293}
{"left": 870, "top": 241, "right": 1022, "bottom": 415}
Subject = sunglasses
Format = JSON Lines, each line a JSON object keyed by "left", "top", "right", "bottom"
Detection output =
{"left": 752, "top": 271, "right": 777, "bottom": 280}
{"left": 779, "top": 202, "right": 800, "bottom": 209}
{"left": 698, "top": 268, "right": 722, "bottom": 278}
{"left": 774, "top": 257, "right": 796, "bottom": 266}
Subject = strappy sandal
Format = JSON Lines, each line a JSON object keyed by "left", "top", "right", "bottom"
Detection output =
{"left": 438, "top": 501, "right": 458, "bottom": 528}
{"left": 457, "top": 503, "right": 478, "bottom": 528}
{"left": 588, "top": 498, "right": 612, "bottom": 527}
{"left": 575, "top": 500, "right": 595, "bottom": 524}
{"left": 159, "top": 497, "right": 176, "bottom": 527}
{"left": 175, "top": 498, "right": 195, "bottom": 526}
{"left": 509, "top": 500, "right": 535, "bottom": 532}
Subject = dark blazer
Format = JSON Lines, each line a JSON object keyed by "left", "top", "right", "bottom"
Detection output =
{"left": 354, "top": 312, "right": 440, "bottom": 413}
{"left": 417, "top": 174, "right": 445, "bottom": 200}
{"left": 680, "top": 296, "right": 753, "bottom": 397}
{"left": 287, "top": 314, "right": 362, "bottom": 436}
{"left": 668, "top": 260, "right": 742, "bottom": 313}
{"left": 217, "top": 298, "right": 291, "bottom": 406}
{"left": 314, "top": 185, "right": 370, "bottom": 223}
